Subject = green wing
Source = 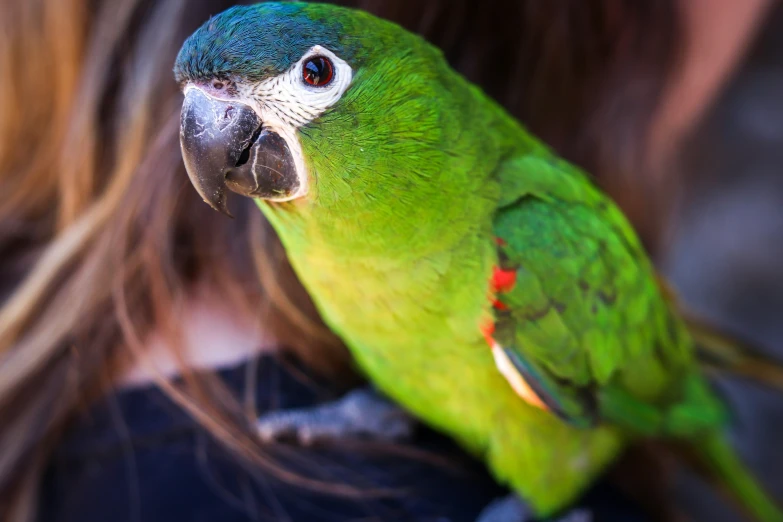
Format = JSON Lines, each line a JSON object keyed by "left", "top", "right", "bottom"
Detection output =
{"left": 490, "top": 153, "right": 724, "bottom": 434}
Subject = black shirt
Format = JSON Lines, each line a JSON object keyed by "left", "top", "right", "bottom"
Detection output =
{"left": 38, "top": 355, "right": 649, "bottom": 522}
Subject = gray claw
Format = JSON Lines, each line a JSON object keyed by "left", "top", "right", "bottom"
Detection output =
{"left": 256, "top": 387, "right": 416, "bottom": 446}
{"left": 552, "top": 510, "right": 592, "bottom": 522}
{"left": 476, "top": 495, "right": 533, "bottom": 522}
{"left": 476, "top": 495, "right": 591, "bottom": 522}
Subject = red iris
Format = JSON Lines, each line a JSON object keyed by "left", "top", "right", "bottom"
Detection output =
{"left": 302, "top": 56, "right": 334, "bottom": 87}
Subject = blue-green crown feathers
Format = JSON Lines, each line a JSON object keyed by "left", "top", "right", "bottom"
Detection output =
{"left": 174, "top": 3, "right": 367, "bottom": 84}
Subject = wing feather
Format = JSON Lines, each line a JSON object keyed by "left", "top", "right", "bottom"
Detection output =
{"left": 489, "top": 153, "right": 703, "bottom": 429}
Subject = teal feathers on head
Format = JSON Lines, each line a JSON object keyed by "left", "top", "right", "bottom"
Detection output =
{"left": 173, "top": 3, "right": 358, "bottom": 84}
{"left": 176, "top": 1, "right": 468, "bottom": 218}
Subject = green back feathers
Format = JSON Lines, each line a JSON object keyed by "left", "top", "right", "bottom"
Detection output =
{"left": 259, "top": 12, "right": 543, "bottom": 260}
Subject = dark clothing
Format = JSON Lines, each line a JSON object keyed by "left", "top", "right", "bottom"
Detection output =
{"left": 38, "top": 355, "right": 648, "bottom": 522}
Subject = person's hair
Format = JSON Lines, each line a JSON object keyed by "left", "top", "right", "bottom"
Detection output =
{"left": 0, "top": 0, "right": 680, "bottom": 520}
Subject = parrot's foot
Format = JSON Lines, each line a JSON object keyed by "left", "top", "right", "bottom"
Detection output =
{"left": 476, "top": 495, "right": 592, "bottom": 522}
{"left": 475, "top": 495, "right": 533, "bottom": 522}
{"left": 547, "top": 509, "right": 592, "bottom": 522}
{"left": 256, "top": 387, "right": 416, "bottom": 445}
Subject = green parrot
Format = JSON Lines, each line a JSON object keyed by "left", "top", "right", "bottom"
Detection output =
{"left": 174, "top": 3, "right": 783, "bottom": 521}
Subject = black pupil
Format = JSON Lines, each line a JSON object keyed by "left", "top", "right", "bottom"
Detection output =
{"left": 304, "top": 58, "right": 328, "bottom": 85}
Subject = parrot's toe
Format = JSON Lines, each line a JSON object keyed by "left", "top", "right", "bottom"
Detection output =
{"left": 475, "top": 495, "right": 592, "bottom": 522}
{"left": 549, "top": 509, "right": 592, "bottom": 522}
{"left": 476, "top": 495, "right": 532, "bottom": 522}
{"left": 256, "top": 387, "right": 416, "bottom": 445}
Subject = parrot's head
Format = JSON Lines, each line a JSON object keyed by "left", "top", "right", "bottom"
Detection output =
{"left": 175, "top": 2, "right": 494, "bottom": 224}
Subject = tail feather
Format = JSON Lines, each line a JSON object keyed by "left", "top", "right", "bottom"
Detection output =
{"left": 657, "top": 275, "right": 783, "bottom": 389}
{"left": 684, "top": 313, "right": 783, "bottom": 390}
{"left": 657, "top": 277, "right": 783, "bottom": 520}
{"left": 697, "top": 432, "right": 783, "bottom": 522}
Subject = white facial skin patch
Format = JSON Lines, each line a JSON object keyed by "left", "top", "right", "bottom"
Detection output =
{"left": 235, "top": 45, "right": 354, "bottom": 201}
{"left": 245, "top": 45, "right": 353, "bottom": 127}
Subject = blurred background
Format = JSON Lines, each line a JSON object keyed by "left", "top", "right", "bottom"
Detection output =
{"left": 665, "top": 3, "right": 783, "bottom": 521}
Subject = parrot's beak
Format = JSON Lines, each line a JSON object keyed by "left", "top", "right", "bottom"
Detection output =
{"left": 179, "top": 87, "right": 299, "bottom": 217}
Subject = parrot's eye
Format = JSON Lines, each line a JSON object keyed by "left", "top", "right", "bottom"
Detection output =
{"left": 302, "top": 56, "right": 334, "bottom": 87}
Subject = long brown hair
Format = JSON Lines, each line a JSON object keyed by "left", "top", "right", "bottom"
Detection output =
{"left": 0, "top": 0, "right": 351, "bottom": 518}
{"left": 0, "top": 0, "right": 681, "bottom": 520}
